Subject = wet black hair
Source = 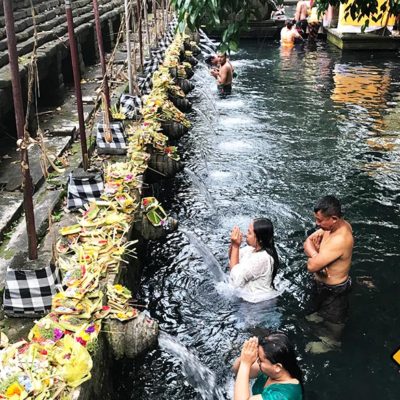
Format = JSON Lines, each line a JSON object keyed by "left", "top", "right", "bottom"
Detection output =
{"left": 285, "top": 19, "right": 294, "bottom": 29}
{"left": 205, "top": 54, "right": 217, "bottom": 66}
{"left": 253, "top": 218, "right": 279, "bottom": 286}
{"left": 259, "top": 332, "right": 304, "bottom": 393}
{"left": 314, "top": 195, "right": 342, "bottom": 218}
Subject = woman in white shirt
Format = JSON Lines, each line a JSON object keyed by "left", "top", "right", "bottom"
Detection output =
{"left": 229, "top": 218, "right": 279, "bottom": 303}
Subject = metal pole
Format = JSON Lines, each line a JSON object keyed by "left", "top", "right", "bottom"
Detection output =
{"left": 64, "top": 0, "right": 89, "bottom": 170}
{"left": 143, "top": 0, "right": 151, "bottom": 49}
{"left": 124, "top": 0, "right": 133, "bottom": 93}
{"left": 137, "top": 0, "right": 144, "bottom": 70}
{"left": 92, "top": 0, "right": 112, "bottom": 119}
{"left": 4, "top": 0, "right": 38, "bottom": 260}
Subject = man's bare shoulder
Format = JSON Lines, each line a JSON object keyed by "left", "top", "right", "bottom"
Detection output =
{"left": 344, "top": 219, "right": 353, "bottom": 233}
{"left": 332, "top": 222, "right": 354, "bottom": 246}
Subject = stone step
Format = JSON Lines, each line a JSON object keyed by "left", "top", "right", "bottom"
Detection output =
{"left": 0, "top": 135, "right": 73, "bottom": 191}
{"left": 0, "top": 0, "right": 117, "bottom": 51}
{"left": 0, "top": 187, "right": 62, "bottom": 290}
{"left": 0, "top": 1, "right": 123, "bottom": 69}
{"left": 0, "top": 192, "right": 24, "bottom": 241}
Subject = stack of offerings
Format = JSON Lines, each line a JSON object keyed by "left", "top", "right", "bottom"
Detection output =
{"left": 106, "top": 284, "right": 138, "bottom": 321}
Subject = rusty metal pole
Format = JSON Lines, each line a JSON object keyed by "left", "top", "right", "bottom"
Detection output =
{"left": 64, "top": 0, "right": 89, "bottom": 170}
{"left": 92, "top": 0, "right": 112, "bottom": 118}
{"left": 4, "top": 0, "right": 38, "bottom": 260}
{"left": 137, "top": 0, "right": 144, "bottom": 70}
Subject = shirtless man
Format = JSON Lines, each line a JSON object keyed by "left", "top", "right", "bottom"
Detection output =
{"left": 304, "top": 195, "right": 354, "bottom": 324}
{"left": 280, "top": 20, "right": 302, "bottom": 46}
{"left": 295, "top": 0, "right": 310, "bottom": 36}
{"left": 210, "top": 52, "right": 233, "bottom": 95}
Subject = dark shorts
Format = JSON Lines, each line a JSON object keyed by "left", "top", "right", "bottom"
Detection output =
{"left": 296, "top": 19, "right": 308, "bottom": 36}
{"left": 218, "top": 83, "right": 232, "bottom": 95}
{"left": 310, "top": 277, "right": 352, "bottom": 324}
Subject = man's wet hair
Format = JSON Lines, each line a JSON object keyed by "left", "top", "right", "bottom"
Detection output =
{"left": 285, "top": 19, "right": 294, "bottom": 29}
{"left": 314, "top": 195, "right": 342, "bottom": 218}
{"left": 205, "top": 54, "right": 217, "bottom": 65}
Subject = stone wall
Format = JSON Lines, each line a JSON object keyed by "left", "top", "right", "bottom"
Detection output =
{"left": 0, "top": 0, "right": 125, "bottom": 142}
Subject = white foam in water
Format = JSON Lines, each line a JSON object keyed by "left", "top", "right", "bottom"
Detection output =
{"left": 217, "top": 100, "right": 245, "bottom": 109}
{"left": 215, "top": 280, "right": 237, "bottom": 299}
{"left": 219, "top": 116, "right": 255, "bottom": 127}
{"left": 216, "top": 277, "right": 290, "bottom": 304}
{"left": 220, "top": 215, "right": 251, "bottom": 232}
{"left": 209, "top": 170, "right": 234, "bottom": 181}
{"left": 233, "top": 59, "right": 273, "bottom": 69}
{"left": 218, "top": 140, "right": 252, "bottom": 152}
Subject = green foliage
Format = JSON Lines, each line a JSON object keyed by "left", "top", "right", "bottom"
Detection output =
{"left": 52, "top": 210, "right": 63, "bottom": 223}
{"left": 315, "top": 0, "right": 400, "bottom": 32}
{"left": 171, "top": 0, "right": 281, "bottom": 51}
{"left": 173, "top": 0, "right": 400, "bottom": 49}
{"left": 86, "top": 338, "right": 99, "bottom": 353}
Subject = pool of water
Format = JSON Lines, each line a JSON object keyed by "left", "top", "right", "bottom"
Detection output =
{"left": 115, "top": 41, "right": 400, "bottom": 399}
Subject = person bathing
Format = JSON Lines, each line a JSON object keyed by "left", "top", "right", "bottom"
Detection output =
{"left": 233, "top": 333, "right": 304, "bottom": 400}
{"left": 228, "top": 218, "right": 280, "bottom": 303}
{"left": 210, "top": 52, "right": 233, "bottom": 95}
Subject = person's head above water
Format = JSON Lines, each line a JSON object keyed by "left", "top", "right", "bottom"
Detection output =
{"left": 258, "top": 332, "right": 304, "bottom": 390}
{"left": 217, "top": 51, "right": 227, "bottom": 65}
{"left": 285, "top": 19, "right": 294, "bottom": 29}
{"left": 205, "top": 54, "right": 219, "bottom": 66}
{"left": 246, "top": 218, "right": 280, "bottom": 282}
{"left": 313, "top": 195, "right": 342, "bottom": 231}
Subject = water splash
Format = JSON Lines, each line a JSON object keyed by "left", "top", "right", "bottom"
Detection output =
{"left": 158, "top": 332, "right": 226, "bottom": 400}
{"left": 184, "top": 167, "right": 216, "bottom": 210}
{"left": 194, "top": 107, "right": 218, "bottom": 135}
{"left": 196, "top": 87, "right": 220, "bottom": 117}
{"left": 180, "top": 227, "right": 227, "bottom": 282}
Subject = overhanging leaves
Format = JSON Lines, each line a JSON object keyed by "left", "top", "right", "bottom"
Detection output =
{"left": 316, "top": 0, "right": 400, "bottom": 30}
{"left": 170, "top": 0, "right": 281, "bottom": 51}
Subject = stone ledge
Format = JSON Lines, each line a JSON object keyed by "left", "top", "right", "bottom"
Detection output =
{"left": 0, "top": 192, "right": 23, "bottom": 240}
{"left": 326, "top": 28, "right": 400, "bottom": 50}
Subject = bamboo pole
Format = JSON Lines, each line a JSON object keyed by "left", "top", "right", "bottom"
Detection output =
{"left": 153, "top": 0, "right": 158, "bottom": 41}
{"left": 137, "top": 0, "right": 144, "bottom": 70}
{"left": 161, "top": 0, "right": 166, "bottom": 34}
{"left": 143, "top": 0, "right": 151, "bottom": 49}
{"left": 92, "top": 0, "right": 112, "bottom": 120}
{"left": 130, "top": 1, "right": 138, "bottom": 87}
{"left": 124, "top": 0, "right": 133, "bottom": 93}
{"left": 166, "top": 0, "right": 170, "bottom": 25}
{"left": 4, "top": 0, "right": 38, "bottom": 260}
{"left": 64, "top": 0, "right": 89, "bottom": 171}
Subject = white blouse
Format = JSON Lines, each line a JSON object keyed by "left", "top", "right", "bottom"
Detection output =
{"left": 229, "top": 245, "right": 277, "bottom": 303}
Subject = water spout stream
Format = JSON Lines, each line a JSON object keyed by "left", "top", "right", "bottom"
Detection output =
{"left": 158, "top": 332, "right": 226, "bottom": 400}
{"left": 180, "top": 227, "right": 227, "bottom": 283}
{"left": 184, "top": 167, "right": 216, "bottom": 210}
